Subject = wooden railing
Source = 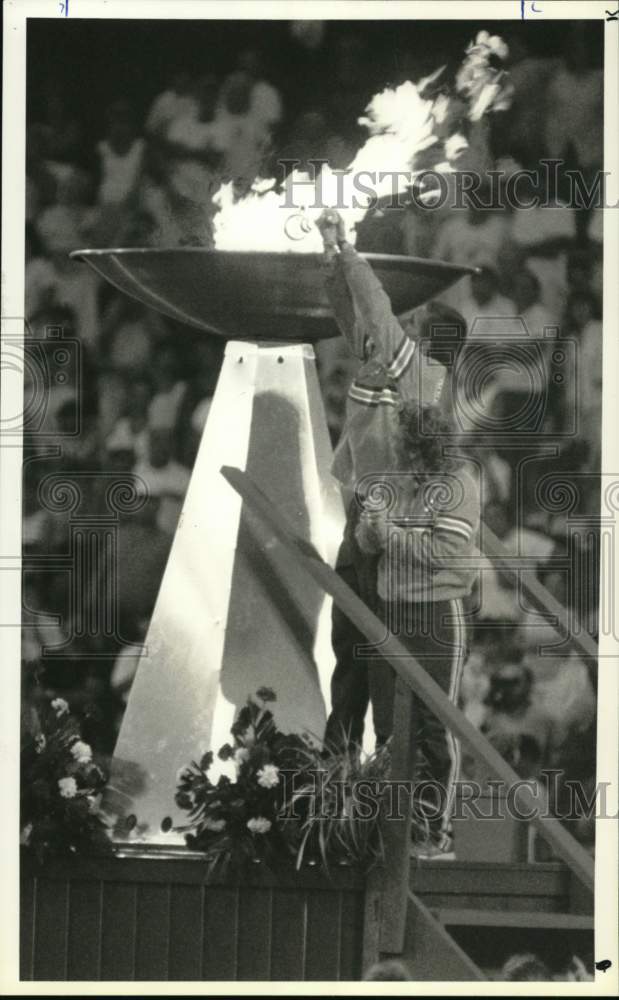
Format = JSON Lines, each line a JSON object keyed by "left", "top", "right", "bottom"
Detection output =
{"left": 221, "top": 465, "right": 595, "bottom": 956}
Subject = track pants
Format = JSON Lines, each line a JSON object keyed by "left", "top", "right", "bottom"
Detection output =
{"left": 372, "top": 596, "right": 467, "bottom": 849}
{"left": 324, "top": 502, "right": 467, "bottom": 847}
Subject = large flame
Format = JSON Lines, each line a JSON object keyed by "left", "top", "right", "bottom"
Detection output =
{"left": 212, "top": 33, "right": 510, "bottom": 253}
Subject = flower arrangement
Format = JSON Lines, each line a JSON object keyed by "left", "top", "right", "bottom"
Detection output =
{"left": 175, "top": 687, "right": 307, "bottom": 872}
{"left": 21, "top": 697, "right": 112, "bottom": 862}
{"left": 175, "top": 689, "right": 390, "bottom": 874}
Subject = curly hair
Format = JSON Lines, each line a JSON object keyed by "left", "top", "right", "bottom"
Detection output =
{"left": 396, "top": 402, "right": 458, "bottom": 475}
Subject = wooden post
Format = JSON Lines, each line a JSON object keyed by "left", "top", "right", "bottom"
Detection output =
{"left": 379, "top": 679, "right": 416, "bottom": 954}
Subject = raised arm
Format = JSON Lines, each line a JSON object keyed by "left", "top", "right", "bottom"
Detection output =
{"left": 316, "top": 209, "right": 417, "bottom": 384}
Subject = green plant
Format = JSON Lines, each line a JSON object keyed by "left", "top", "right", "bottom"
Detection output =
{"left": 280, "top": 733, "right": 391, "bottom": 872}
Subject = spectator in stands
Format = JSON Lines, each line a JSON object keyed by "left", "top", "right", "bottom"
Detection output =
{"left": 137, "top": 143, "right": 186, "bottom": 246}
{"left": 133, "top": 428, "right": 191, "bottom": 536}
{"left": 106, "top": 376, "right": 153, "bottom": 465}
{"left": 508, "top": 178, "right": 577, "bottom": 318}
{"left": 215, "top": 71, "right": 272, "bottom": 187}
{"left": 39, "top": 244, "right": 100, "bottom": 352}
{"left": 90, "top": 487, "right": 172, "bottom": 654}
{"left": 564, "top": 956, "right": 594, "bottom": 981}
{"left": 434, "top": 202, "right": 513, "bottom": 282}
{"left": 525, "top": 645, "right": 596, "bottom": 757}
{"left": 364, "top": 959, "right": 411, "bottom": 980}
{"left": 173, "top": 337, "right": 223, "bottom": 467}
{"left": 277, "top": 109, "right": 330, "bottom": 174}
{"left": 36, "top": 168, "right": 97, "bottom": 260}
{"left": 33, "top": 86, "right": 83, "bottom": 169}
{"left": 511, "top": 267, "right": 558, "bottom": 338}
{"left": 284, "top": 20, "right": 328, "bottom": 113}
{"left": 164, "top": 74, "right": 224, "bottom": 240}
{"left": 235, "top": 48, "right": 283, "bottom": 136}
{"left": 54, "top": 398, "right": 100, "bottom": 471}
{"left": 497, "top": 31, "right": 557, "bottom": 169}
{"left": 325, "top": 34, "right": 372, "bottom": 141}
{"left": 105, "top": 420, "right": 137, "bottom": 474}
{"left": 433, "top": 201, "right": 513, "bottom": 315}
{"left": 480, "top": 662, "right": 556, "bottom": 780}
{"left": 25, "top": 222, "right": 56, "bottom": 321}
{"left": 544, "top": 27, "right": 603, "bottom": 177}
{"left": 145, "top": 69, "right": 198, "bottom": 138}
{"left": 26, "top": 124, "right": 57, "bottom": 222}
{"left": 458, "top": 264, "right": 516, "bottom": 333}
{"left": 148, "top": 343, "right": 187, "bottom": 436}
{"left": 460, "top": 647, "right": 491, "bottom": 729}
{"left": 96, "top": 101, "right": 145, "bottom": 207}
{"left": 501, "top": 952, "right": 551, "bottom": 981}
{"left": 564, "top": 290, "right": 602, "bottom": 472}
{"left": 101, "top": 297, "right": 156, "bottom": 376}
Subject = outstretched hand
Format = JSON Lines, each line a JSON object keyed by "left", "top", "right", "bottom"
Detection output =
{"left": 315, "top": 209, "right": 347, "bottom": 250}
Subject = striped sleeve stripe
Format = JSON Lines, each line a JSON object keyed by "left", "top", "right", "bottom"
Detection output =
{"left": 348, "top": 385, "right": 400, "bottom": 407}
{"left": 387, "top": 336, "right": 416, "bottom": 379}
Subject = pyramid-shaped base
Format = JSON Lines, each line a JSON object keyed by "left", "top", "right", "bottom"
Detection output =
{"left": 105, "top": 341, "right": 344, "bottom": 842}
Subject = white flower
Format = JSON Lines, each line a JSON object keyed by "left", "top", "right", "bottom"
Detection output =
{"left": 35, "top": 734, "right": 46, "bottom": 754}
{"left": 20, "top": 823, "right": 33, "bottom": 845}
{"left": 71, "top": 740, "right": 92, "bottom": 764}
{"left": 51, "top": 698, "right": 69, "bottom": 717}
{"left": 247, "top": 816, "right": 272, "bottom": 835}
{"left": 256, "top": 764, "right": 280, "bottom": 789}
{"left": 203, "top": 817, "right": 226, "bottom": 832}
{"left": 233, "top": 747, "right": 250, "bottom": 767}
{"left": 58, "top": 776, "right": 78, "bottom": 798}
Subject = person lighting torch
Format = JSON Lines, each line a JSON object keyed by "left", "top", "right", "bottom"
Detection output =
{"left": 315, "top": 208, "right": 481, "bottom": 860}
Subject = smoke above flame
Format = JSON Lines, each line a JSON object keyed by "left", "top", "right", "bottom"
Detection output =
{"left": 212, "top": 33, "right": 511, "bottom": 253}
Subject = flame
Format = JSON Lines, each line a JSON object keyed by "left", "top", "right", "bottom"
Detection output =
{"left": 212, "top": 34, "right": 510, "bottom": 253}
{"left": 212, "top": 81, "right": 442, "bottom": 254}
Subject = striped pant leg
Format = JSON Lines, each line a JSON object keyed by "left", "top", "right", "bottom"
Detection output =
{"left": 436, "top": 598, "right": 466, "bottom": 848}
{"left": 409, "top": 598, "right": 467, "bottom": 848}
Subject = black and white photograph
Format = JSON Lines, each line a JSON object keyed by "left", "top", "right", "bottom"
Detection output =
{"left": 1, "top": 0, "right": 617, "bottom": 991}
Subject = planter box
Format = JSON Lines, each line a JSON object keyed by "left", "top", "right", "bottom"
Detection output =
{"left": 21, "top": 846, "right": 583, "bottom": 981}
{"left": 20, "top": 848, "right": 366, "bottom": 982}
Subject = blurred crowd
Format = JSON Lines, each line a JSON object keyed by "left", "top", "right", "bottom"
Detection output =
{"left": 22, "top": 23, "right": 602, "bottom": 850}
{"left": 365, "top": 950, "right": 594, "bottom": 981}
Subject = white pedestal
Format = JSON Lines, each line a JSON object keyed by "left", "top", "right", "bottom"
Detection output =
{"left": 106, "top": 341, "right": 345, "bottom": 841}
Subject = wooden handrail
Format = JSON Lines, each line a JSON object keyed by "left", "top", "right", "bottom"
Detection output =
{"left": 221, "top": 465, "right": 595, "bottom": 898}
